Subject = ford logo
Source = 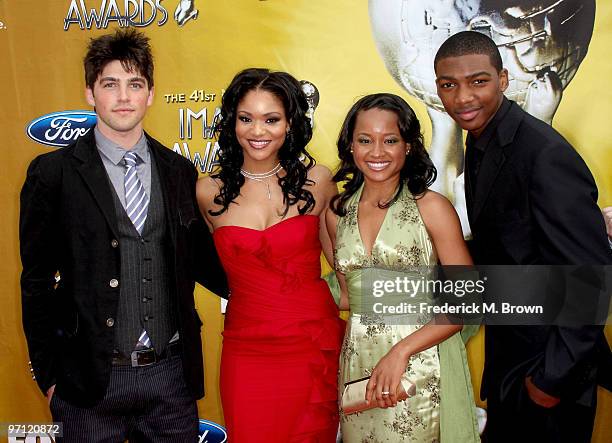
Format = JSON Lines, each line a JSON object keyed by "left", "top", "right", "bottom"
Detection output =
{"left": 197, "top": 419, "right": 227, "bottom": 443}
{"left": 26, "top": 110, "right": 97, "bottom": 148}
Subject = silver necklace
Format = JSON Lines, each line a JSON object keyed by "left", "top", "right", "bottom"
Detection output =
{"left": 240, "top": 162, "right": 283, "bottom": 200}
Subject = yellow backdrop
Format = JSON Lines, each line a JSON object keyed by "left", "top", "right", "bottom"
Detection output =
{"left": 0, "top": 1, "right": 610, "bottom": 441}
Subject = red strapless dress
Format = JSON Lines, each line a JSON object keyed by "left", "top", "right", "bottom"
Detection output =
{"left": 213, "top": 214, "right": 344, "bottom": 442}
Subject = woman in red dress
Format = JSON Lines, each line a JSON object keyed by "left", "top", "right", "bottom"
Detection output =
{"left": 196, "top": 68, "right": 344, "bottom": 442}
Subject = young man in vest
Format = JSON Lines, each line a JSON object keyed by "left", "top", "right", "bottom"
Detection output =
{"left": 20, "top": 29, "right": 228, "bottom": 442}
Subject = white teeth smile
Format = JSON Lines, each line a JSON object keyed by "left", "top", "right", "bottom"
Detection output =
{"left": 249, "top": 140, "right": 271, "bottom": 149}
{"left": 366, "top": 161, "right": 390, "bottom": 171}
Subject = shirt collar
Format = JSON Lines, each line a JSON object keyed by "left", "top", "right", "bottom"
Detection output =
{"left": 466, "top": 96, "right": 511, "bottom": 152}
{"left": 94, "top": 127, "right": 149, "bottom": 165}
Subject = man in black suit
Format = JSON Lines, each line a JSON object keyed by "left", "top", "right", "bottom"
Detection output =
{"left": 20, "top": 29, "right": 228, "bottom": 442}
{"left": 434, "top": 31, "right": 611, "bottom": 442}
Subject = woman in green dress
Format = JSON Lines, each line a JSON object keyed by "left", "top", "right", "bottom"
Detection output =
{"left": 326, "top": 93, "right": 480, "bottom": 442}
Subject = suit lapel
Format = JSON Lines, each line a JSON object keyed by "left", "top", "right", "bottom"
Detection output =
{"left": 471, "top": 142, "right": 506, "bottom": 223}
{"left": 464, "top": 145, "right": 476, "bottom": 223}
{"left": 147, "top": 133, "right": 179, "bottom": 246}
{"left": 470, "top": 101, "right": 523, "bottom": 224}
{"left": 73, "top": 131, "right": 120, "bottom": 238}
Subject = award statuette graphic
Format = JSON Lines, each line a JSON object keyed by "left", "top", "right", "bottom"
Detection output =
{"left": 369, "top": 0, "right": 595, "bottom": 236}
{"left": 300, "top": 80, "right": 320, "bottom": 128}
{"left": 174, "top": 0, "right": 199, "bottom": 26}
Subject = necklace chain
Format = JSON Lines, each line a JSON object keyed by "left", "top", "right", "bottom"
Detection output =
{"left": 240, "top": 163, "right": 283, "bottom": 200}
{"left": 240, "top": 162, "right": 282, "bottom": 180}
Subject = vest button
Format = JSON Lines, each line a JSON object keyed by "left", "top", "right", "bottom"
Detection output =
{"left": 106, "top": 318, "right": 115, "bottom": 327}
{"left": 109, "top": 279, "right": 119, "bottom": 288}
{"left": 111, "top": 239, "right": 119, "bottom": 248}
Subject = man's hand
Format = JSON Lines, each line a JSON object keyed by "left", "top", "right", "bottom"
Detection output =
{"left": 524, "top": 376, "right": 560, "bottom": 408}
{"left": 602, "top": 206, "right": 612, "bottom": 239}
{"left": 46, "top": 385, "right": 56, "bottom": 406}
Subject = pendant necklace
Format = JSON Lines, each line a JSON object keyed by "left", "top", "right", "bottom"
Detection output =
{"left": 240, "top": 162, "right": 283, "bottom": 200}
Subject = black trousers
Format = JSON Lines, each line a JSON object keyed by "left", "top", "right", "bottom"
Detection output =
{"left": 50, "top": 355, "right": 198, "bottom": 443}
{"left": 484, "top": 380, "right": 596, "bottom": 443}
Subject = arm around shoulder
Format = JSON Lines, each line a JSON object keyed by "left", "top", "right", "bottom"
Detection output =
{"left": 192, "top": 176, "right": 229, "bottom": 298}
{"left": 324, "top": 205, "right": 350, "bottom": 310}
{"left": 309, "top": 164, "right": 337, "bottom": 209}
{"left": 324, "top": 204, "right": 338, "bottom": 245}
{"left": 416, "top": 190, "right": 472, "bottom": 265}
{"left": 195, "top": 175, "right": 221, "bottom": 227}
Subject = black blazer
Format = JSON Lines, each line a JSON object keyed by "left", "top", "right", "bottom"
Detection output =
{"left": 465, "top": 99, "right": 612, "bottom": 406}
{"left": 20, "top": 130, "right": 228, "bottom": 407}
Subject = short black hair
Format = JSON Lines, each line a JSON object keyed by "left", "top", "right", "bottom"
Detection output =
{"left": 84, "top": 29, "right": 154, "bottom": 89}
{"left": 434, "top": 31, "right": 503, "bottom": 72}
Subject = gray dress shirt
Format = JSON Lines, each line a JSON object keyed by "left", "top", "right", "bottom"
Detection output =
{"left": 95, "top": 127, "right": 151, "bottom": 208}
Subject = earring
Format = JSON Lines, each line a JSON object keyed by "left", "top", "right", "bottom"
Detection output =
{"left": 350, "top": 149, "right": 354, "bottom": 153}
{"left": 405, "top": 150, "right": 410, "bottom": 155}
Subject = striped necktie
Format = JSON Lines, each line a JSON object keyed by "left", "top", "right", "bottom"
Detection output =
{"left": 123, "top": 151, "right": 149, "bottom": 234}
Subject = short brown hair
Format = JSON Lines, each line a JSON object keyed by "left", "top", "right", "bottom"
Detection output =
{"left": 84, "top": 29, "right": 154, "bottom": 89}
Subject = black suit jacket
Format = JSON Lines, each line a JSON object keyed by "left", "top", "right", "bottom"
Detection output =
{"left": 465, "top": 99, "right": 612, "bottom": 406}
{"left": 20, "top": 130, "right": 228, "bottom": 407}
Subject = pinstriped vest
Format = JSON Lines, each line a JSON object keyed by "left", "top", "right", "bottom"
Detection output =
{"left": 111, "top": 157, "right": 177, "bottom": 355}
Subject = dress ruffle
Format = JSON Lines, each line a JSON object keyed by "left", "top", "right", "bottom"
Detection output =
{"left": 214, "top": 215, "right": 344, "bottom": 442}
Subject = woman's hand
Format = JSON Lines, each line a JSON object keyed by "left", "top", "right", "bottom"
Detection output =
{"left": 365, "top": 344, "right": 411, "bottom": 408}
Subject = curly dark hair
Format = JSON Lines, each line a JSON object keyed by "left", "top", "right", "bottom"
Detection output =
{"left": 331, "top": 93, "right": 436, "bottom": 216}
{"left": 84, "top": 29, "right": 153, "bottom": 89}
{"left": 210, "top": 68, "right": 316, "bottom": 216}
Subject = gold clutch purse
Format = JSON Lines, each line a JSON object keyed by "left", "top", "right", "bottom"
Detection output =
{"left": 340, "top": 376, "right": 416, "bottom": 415}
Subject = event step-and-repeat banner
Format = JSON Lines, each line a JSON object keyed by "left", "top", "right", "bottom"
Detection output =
{"left": 1, "top": 1, "right": 610, "bottom": 441}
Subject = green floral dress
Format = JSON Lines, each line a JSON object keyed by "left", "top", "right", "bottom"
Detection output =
{"left": 335, "top": 184, "right": 479, "bottom": 443}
